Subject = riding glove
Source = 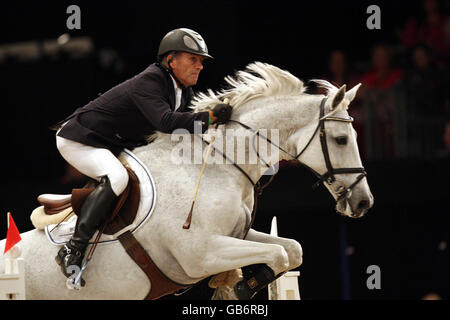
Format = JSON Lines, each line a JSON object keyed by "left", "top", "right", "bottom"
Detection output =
{"left": 209, "top": 104, "right": 232, "bottom": 124}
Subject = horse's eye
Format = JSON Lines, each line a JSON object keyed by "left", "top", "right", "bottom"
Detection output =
{"left": 335, "top": 136, "right": 348, "bottom": 145}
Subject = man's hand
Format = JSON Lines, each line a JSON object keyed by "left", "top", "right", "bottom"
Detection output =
{"left": 209, "top": 103, "right": 232, "bottom": 124}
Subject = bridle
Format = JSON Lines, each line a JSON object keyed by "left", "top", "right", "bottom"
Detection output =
{"left": 198, "top": 97, "right": 367, "bottom": 233}
{"left": 213, "top": 97, "right": 366, "bottom": 199}
{"left": 295, "top": 97, "right": 367, "bottom": 202}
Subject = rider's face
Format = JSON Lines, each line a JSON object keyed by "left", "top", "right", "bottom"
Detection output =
{"left": 168, "top": 52, "right": 206, "bottom": 87}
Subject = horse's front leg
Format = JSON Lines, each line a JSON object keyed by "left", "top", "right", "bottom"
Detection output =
{"left": 208, "top": 229, "right": 303, "bottom": 300}
{"left": 190, "top": 236, "right": 289, "bottom": 300}
{"left": 170, "top": 234, "right": 289, "bottom": 299}
{"left": 174, "top": 235, "right": 289, "bottom": 279}
{"left": 245, "top": 228, "right": 303, "bottom": 271}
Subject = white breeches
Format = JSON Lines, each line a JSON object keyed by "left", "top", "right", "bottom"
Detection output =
{"left": 56, "top": 135, "right": 129, "bottom": 196}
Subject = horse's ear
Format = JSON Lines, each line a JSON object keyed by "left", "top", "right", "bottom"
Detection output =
{"left": 332, "top": 84, "right": 346, "bottom": 109}
{"left": 345, "top": 83, "right": 362, "bottom": 103}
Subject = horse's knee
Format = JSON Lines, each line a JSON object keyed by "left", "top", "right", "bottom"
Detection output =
{"left": 181, "top": 253, "right": 211, "bottom": 279}
{"left": 183, "top": 266, "right": 206, "bottom": 279}
{"left": 269, "top": 244, "right": 289, "bottom": 274}
{"left": 287, "top": 240, "right": 303, "bottom": 268}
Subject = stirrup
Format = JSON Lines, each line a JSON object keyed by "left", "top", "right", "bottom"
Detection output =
{"left": 55, "top": 243, "right": 86, "bottom": 288}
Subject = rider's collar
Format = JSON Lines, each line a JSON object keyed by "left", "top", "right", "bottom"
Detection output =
{"left": 156, "top": 62, "right": 186, "bottom": 90}
{"left": 169, "top": 74, "right": 182, "bottom": 91}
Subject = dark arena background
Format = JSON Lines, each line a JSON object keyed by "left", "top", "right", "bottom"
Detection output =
{"left": 0, "top": 0, "right": 449, "bottom": 302}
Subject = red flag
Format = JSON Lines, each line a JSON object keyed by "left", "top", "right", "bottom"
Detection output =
{"left": 3, "top": 212, "right": 22, "bottom": 254}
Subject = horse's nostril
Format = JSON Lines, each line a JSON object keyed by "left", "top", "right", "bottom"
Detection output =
{"left": 358, "top": 200, "right": 369, "bottom": 210}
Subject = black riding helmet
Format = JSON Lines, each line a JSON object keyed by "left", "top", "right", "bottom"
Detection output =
{"left": 157, "top": 28, "right": 213, "bottom": 61}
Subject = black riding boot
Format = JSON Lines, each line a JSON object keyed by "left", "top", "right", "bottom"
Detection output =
{"left": 234, "top": 264, "right": 280, "bottom": 300}
{"left": 55, "top": 176, "right": 118, "bottom": 279}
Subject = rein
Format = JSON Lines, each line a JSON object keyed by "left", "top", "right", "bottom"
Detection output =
{"left": 230, "top": 98, "right": 366, "bottom": 192}
{"left": 197, "top": 133, "right": 275, "bottom": 238}
{"left": 199, "top": 97, "right": 367, "bottom": 229}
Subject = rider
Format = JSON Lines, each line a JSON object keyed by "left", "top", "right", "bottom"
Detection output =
{"left": 53, "top": 28, "right": 232, "bottom": 279}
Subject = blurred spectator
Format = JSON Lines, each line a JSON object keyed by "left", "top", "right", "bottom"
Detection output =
{"left": 317, "top": 49, "right": 367, "bottom": 158}
{"left": 320, "top": 49, "right": 359, "bottom": 89}
{"left": 403, "top": 44, "right": 449, "bottom": 156}
{"left": 434, "top": 120, "right": 450, "bottom": 183}
{"left": 444, "top": 120, "right": 450, "bottom": 151}
{"left": 362, "top": 44, "right": 404, "bottom": 89}
{"left": 360, "top": 44, "right": 405, "bottom": 159}
{"left": 421, "top": 292, "right": 442, "bottom": 300}
{"left": 405, "top": 43, "right": 449, "bottom": 116}
{"left": 401, "top": 0, "right": 450, "bottom": 68}
{"left": 436, "top": 119, "right": 450, "bottom": 159}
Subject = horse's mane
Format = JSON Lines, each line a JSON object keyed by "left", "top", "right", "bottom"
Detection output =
{"left": 147, "top": 63, "right": 339, "bottom": 142}
{"left": 191, "top": 62, "right": 307, "bottom": 112}
{"left": 309, "top": 79, "right": 339, "bottom": 96}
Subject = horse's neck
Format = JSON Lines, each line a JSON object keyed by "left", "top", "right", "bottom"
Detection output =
{"left": 233, "top": 95, "right": 319, "bottom": 131}
{"left": 224, "top": 94, "right": 322, "bottom": 183}
{"left": 236, "top": 95, "right": 320, "bottom": 139}
{"left": 138, "top": 94, "right": 322, "bottom": 195}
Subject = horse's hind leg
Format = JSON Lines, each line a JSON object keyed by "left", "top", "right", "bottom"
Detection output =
{"left": 245, "top": 228, "right": 303, "bottom": 271}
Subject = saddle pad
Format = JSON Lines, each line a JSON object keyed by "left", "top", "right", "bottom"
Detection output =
{"left": 45, "top": 149, "right": 157, "bottom": 246}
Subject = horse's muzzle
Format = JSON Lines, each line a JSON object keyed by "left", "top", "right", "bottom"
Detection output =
{"left": 350, "top": 197, "right": 372, "bottom": 218}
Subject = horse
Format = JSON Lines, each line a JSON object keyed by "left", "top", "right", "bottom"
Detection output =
{"left": 0, "top": 62, "right": 373, "bottom": 299}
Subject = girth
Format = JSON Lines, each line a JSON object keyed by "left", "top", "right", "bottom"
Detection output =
{"left": 117, "top": 230, "right": 188, "bottom": 299}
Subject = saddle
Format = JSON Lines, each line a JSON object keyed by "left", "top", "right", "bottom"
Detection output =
{"left": 37, "top": 165, "right": 186, "bottom": 300}
{"left": 38, "top": 166, "right": 140, "bottom": 235}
